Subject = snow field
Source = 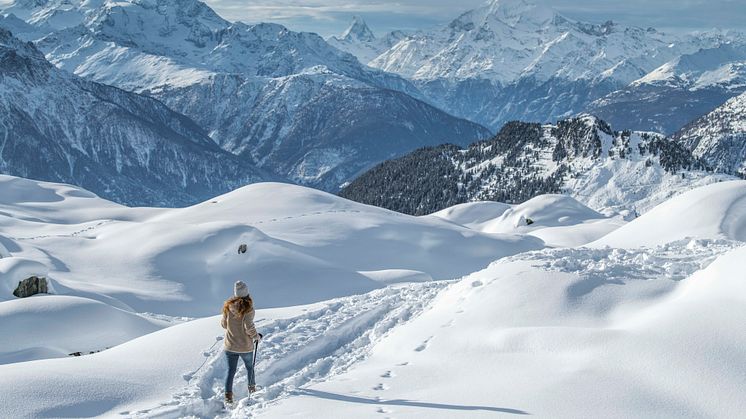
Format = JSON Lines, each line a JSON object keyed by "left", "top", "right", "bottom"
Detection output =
{"left": 0, "top": 295, "right": 168, "bottom": 365}
{"left": 0, "top": 178, "right": 744, "bottom": 417}
{"left": 264, "top": 239, "right": 746, "bottom": 418}
{"left": 0, "top": 176, "right": 542, "bottom": 363}
{"left": 137, "top": 282, "right": 449, "bottom": 418}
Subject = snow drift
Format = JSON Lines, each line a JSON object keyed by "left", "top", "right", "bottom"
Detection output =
{"left": 592, "top": 180, "right": 746, "bottom": 248}
{"left": 428, "top": 201, "right": 512, "bottom": 230}
{"left": 0, "top": 295, "right": 167, "bottom": 364}
{"left": 430, "top": 195, "right": 624, "bottom": 247}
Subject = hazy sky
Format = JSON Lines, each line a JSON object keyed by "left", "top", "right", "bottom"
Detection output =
{"left": 0, "top": 0, "right": 742, "bottom": 37}
{"left": 200, "top": 0, "right": 746, "bottom": 37}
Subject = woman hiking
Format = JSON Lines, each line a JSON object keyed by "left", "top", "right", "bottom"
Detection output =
{"left": 221, "top": 280, "right": 262, "bottom": 405}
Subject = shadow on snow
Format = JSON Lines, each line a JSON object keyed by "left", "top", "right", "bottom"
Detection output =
{"left": 292, "top": 388, "right": 530, "bottom": 415}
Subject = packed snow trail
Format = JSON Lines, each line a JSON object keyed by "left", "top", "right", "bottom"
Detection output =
{"left": 132, "top": 281, "right": 450, "bottom": 418}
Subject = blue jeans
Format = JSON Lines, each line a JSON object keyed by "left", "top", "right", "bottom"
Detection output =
{"left": 224, "top": 350, "right": 255, "bottom": 392}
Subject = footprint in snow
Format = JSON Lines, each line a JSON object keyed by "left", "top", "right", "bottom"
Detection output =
{"left": 414, "top": 336, "right": 432, "bottom": 352}
{"left": 380, "top": 370, "right": 395, "bottom": 378}
{"left": 373, "top": 383, "right": 389, "bottom": 391}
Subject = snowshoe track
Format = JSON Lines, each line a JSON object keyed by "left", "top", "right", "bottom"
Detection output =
{"left": 133, "top": 281, "right": 450, "bottom": 418}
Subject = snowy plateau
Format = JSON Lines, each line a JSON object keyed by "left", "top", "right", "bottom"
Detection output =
{"left": 0, "top": 174, "right": 745, "bottom": 418}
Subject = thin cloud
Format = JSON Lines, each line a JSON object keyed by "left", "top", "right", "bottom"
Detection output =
{"left": 201, "top": 0, "right": 744, "bottom": 37}
{"left": 1, "top": 0, "right": 742, "bottom": 36}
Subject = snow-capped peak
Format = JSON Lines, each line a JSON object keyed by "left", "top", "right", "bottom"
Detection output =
{"left": 482, "top": 0, "right": 556, "bottom": 27}
{"left": 341, "top": 15, "right": 375, "bottom": 42}
{"left": 449, "top": 0, "right": 557, "bottom": 32}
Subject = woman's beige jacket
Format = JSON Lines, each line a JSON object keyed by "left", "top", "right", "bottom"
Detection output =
{"left": 221, "top": 302, "right": 259, "bottom": 353}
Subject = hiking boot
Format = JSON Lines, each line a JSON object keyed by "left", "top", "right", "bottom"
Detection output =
{"left": 225, "top": 391, "right": 234, "bottom": 404}
{"left": 249, "top": 385, "right": 257, "bottom": 394}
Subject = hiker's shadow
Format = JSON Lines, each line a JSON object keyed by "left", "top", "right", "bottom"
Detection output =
{"left": 292, "top": 388, "right": 529, "bottom": 415}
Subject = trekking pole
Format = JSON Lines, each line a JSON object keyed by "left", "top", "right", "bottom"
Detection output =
{"left": 252, "top": 333, "right": 262, "bottom": 367}
{"left": 248, "top": 333, "right": 262, "bottom": 401}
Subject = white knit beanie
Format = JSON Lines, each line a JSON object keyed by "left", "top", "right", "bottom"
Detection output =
{"left": 234, "top": 280, "right": 249, "bottom": 298}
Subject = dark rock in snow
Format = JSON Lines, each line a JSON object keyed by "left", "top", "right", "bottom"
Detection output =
{"left": 12, "top": 276, "right": 48, "bottom": 298}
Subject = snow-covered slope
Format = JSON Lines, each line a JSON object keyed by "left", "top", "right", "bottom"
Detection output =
{"left": 429, "top": 195, "right": 624, "bottom": 247}
{"left": 673, "top": 91, "right": 746, "bottom": 176}
{"left": 590, "top": 43, "right": 746, "bottom": 134}
{"left": 341, "top": 115, "right": 736, "bottom": 216}
{"left": 591, "top": 180, "right": 746, "bottom": 248}
{"left": 0, "top": 295, "right": 168, "bottom": 364}
{"left": 3, "top": 179, "right": 744, "bottom": 418}
{"left": 429, "top": 201, "right": 512, "bottom": 230}
{"left": 480, "top": 195, "right": 625, "bottom": 247}
{"left": 0, "top": 175, "right": 543, "bottom": 323}
{"left": 357, "top": 0, "right": 741, "bottom": 130}
{"left": 1, "top": 0, "right": 490, "bottom": 192}
{"left": 158, "top": 70, "right": 491, "bottom": 191}
{"left": 0, "top": 27, "right": 269, "bottom": 206}
{"left": 264, "top": 239, "right": 746, "bottom": 418}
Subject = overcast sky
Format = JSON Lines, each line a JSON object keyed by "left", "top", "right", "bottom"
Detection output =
{"left": 201, "top": 0, "right": 746, "bottom": 37}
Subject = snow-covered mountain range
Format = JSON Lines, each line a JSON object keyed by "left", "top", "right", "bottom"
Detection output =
{"left": 2, "top": 0, "right": 744, "bottom": 202}
{"left": 590, "top": 43, "right": 746, "bottom": 134}
{"left": 674, "top": 91, "right": 746, "bottom": 177}
{"left": 340, "top": 115, "right": 736, "bottom": 215}
{"left": 0, "top": 0, "right": 490, "bottom": 192}
{"left": 333, "top": 0, "right": 745, "bottom": 133}
{"left": 0, "top": 27, "right": 269, "bottom": 206}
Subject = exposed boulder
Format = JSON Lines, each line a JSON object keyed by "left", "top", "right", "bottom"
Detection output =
{"left": 13, "top": 276, "right": 49, "bottom": 298}
{"left": 0, "top": 257, "right": 51, "bottom": 300}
